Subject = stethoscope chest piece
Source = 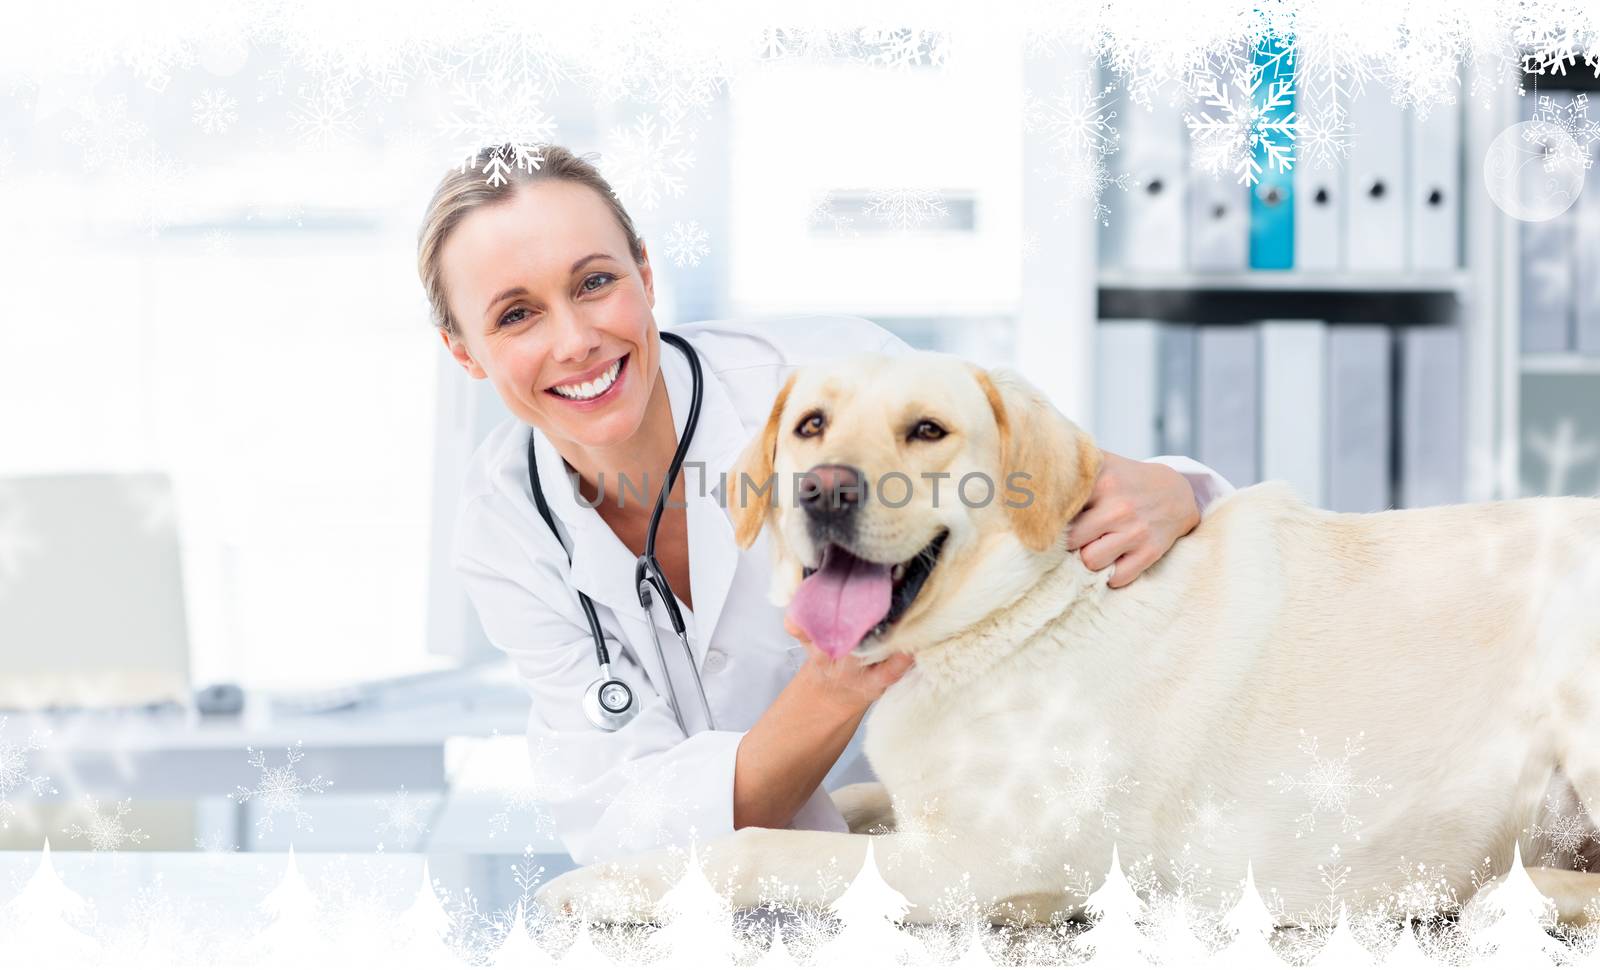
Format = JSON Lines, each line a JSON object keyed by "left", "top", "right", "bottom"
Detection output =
{"left": 582, "top": 662, "right": 639, "bottom": 730}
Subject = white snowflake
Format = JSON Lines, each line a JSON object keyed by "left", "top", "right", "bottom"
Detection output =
{"left": 1267, "top": 730, "right": 1390, "bottom": 839}
{"left": 1024, "top": 70, "right": 1121, "bottom": 176}
{"left": 229, "top": 742, "right": 333, "bottom": 837}
{"left": 600, "top": 113, "right": 696, "bottom": 211}
{"left": 864, "top": 188, "right": 948, "bottom": 232}
{"left": 999, "top": 834, "right": 1046, "bottom": 875}
{"left": 610, "top": 759, "right": 694, "bottom": 847}
{"left": 437, "top": 77, "right": 558, "bottom": 185}
{"left": 808, "top": 192, "right": 857, "bottom": 236}
{"left": 194, "top": 828, "right": 237, "bottom": 853}
{"left": 286, "top": 81, "right": 360, "bottom": 150}
{"left": 191, "top": 88, "right": 239, "bottom": 135}
{"left": 1038, "top": 151, "right": 1135, "bottom": 226}
{"left": 663, "top": 220, "right": 710, "bottom": 268}
{"left": 1526, "top": 92, "right": 1599, "bottom": 171}
{"left": 866, "top": 792, "right": 957, "bottom": 876}
{"left": 483, "top": 734, "right": 572, "bottom": 842}
{"left": 858, "top": 26, "right": 951, "bottom": 71}
{"left": 0, "top": 717, "right": 56, "bottom": 829}
{"left": 1184, "top": 52, "right": 1298, "bottom": 185}
{"left": 374, "top": 785, "right": 429, "bottom": 851}
{"left": 1034, "top": 741, "right": 1138, "bottom": 839}
{"left": 1527, "top": 789, "right": 1597, "bottom": 871}
{"left": 1181, "top": 786, "right": 1239, "bottom": 849}
{"left": 63, "top": 796, "right": 149, "bottom": 851}
{"left": 487, "top": 784, "right": 557, "bottom": 842}
{"left": 1296, "top": 106, "right": 1353, "bottom": 170}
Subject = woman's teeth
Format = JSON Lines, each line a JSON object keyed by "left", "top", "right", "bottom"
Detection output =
{"left": 551, "top": 356, "right": 623, "bottom": 400}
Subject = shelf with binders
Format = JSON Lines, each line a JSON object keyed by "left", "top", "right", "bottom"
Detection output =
{"left": 1095, "top": 57, "right": 1467, "bottom": 288}
{"left": 1093, "top": 319, "right": 1465, "bottom": 514}
{"left": 1506, "top": 65, "right": 1600, "bottom": 500}
{"left": 1089, "top": 50, "right": 1474, "bottom": 513}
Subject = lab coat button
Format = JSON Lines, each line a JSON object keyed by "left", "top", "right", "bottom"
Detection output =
{"left": 703, "top": 647, "right": 727, "bottom": 672}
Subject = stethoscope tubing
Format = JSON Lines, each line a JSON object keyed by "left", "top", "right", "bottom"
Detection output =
{"left": 526, "top": 330, "right": 718, "bottom": 733}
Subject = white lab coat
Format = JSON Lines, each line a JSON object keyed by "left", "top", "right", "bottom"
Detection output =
{"left": 450, "top": 314, "right": 1235, "bottom": 865}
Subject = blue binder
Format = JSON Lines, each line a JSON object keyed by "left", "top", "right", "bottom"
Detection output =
{"left": 1248, "top": 35, "right": 1296, "bottom": 270}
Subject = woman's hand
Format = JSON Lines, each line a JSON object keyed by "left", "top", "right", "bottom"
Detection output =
{"left": 785, "top": 616, "right": 916, "bottom": 714}
{"left": 1066, "top": 449, "right": 1202, "bottom": 589}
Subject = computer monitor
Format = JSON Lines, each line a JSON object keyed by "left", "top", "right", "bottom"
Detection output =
{"left": 0, "top": 473, "right": 192, "bottom": 710}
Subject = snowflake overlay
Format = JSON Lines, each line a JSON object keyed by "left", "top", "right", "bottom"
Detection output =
{"left": 63, "top": 796, "right": 149, "bottom": 852}
{"left": 190, "top": 88, "right": 239, "bottom": 135}
{"left": 0, "top": 717, "right": 57, "bottom": 829}
{"left": 229, "top": 742, "right": 333, "bottom": 838}
{"left": 863, "top": 188, "right": 948, "bottom": 232}
{"left": 1034, "top": 741, "right": 1138, "bottom": 840}
{"left": 1184, "top": 46, "right": 1298, "bottom": 185}
{"left": 807, "top": 192, "right": 858, "bottom": 236}
{"left": 601, "top": 113, "right": 695, "bottom": 211}
{"left": 1527, "top": 788, "right": 1598, "bottom": 871}
{"left": 1267, "top": 730, "right": 1391, "bottom": 839}
{"left": 1526, "top": 91, "right": 1600, "bottom": 171}
{"left": 374, "top": 785, "right": 429, "bottom": 851}
{"left": 663, "top": 220, "right": 710, "bottom": 268}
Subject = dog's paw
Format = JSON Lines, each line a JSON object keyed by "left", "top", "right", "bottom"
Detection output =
{"left": 534, "top": 858, "right": 673, "bottom": 925}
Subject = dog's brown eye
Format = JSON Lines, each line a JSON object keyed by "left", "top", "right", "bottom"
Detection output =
{"left": 911, "top": 419, "right": 946, "bottom": 441}
{"left": 796, "top": 412, "right": 825, "bottom": 438}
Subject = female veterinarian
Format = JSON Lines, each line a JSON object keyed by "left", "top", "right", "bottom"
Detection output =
{"left": 416, "top": 144, "right": 1236, "bottom": 867}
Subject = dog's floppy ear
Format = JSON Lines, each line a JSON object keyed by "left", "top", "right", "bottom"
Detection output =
{"left": 969, "top": 364, "right": 1101, "bottom": 552}
{"left": 727, "top": 371, "right": 799, "bottom": 549}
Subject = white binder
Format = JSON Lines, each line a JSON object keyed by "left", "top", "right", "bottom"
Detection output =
{"left": 1343, "top": 86, "right": 1408, "bottom": 272}
{"left": 1407, "top": 100, "right": 1462, "bottom": 271}
{"left": 1293, "top": 84, "right": 1343, "bottom": 272}
{"left": 1094, "top": 321, "right": 1162, "bottom": 459}
{"left": 1577, "top": 176, "right": 1600, "bottom": 354}
{"left": 1196, "top": 326, "right": 1260, "bottom": 487}
{"left": 1188, "top": 169, "right": 1249, "bottom": 272}
{"left": 1111, "top": 101, "right": 1187, "bottom": 272}
{"left": 1400, "top": 326, "right": 1465, "bottom": 508}
{"left": 1326, "top": 325, "right": 1393, "bottom": 512}
{"left": 1260, "top": 321, "right": 1327, "bottom": 507}
{"left": 1158, "top": 323, "right": 1198, "bottom": 456}
{"left": 1520, "top": 209, "right": 1574, "bottom": 353}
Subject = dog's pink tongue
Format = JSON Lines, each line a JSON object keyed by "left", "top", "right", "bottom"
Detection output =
{"left": 786, "top": 545, "right": 893, "bottom": 659}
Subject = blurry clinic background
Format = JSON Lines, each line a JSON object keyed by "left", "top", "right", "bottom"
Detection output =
{"left": 0, "top": 33, "right": 1596, "bottom": 894}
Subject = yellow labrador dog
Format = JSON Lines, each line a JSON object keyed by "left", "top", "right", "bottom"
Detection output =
{"left": 537, "top": 349, "right": 1600, "bottom": 927}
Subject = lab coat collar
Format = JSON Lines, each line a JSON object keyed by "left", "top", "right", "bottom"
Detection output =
{"left": 528, "top": 328, "right": 749, "bottom": 669}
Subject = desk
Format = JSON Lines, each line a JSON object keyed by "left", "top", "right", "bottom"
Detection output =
{"left": 0, "top": 673, "right": 533, "bottom": 852}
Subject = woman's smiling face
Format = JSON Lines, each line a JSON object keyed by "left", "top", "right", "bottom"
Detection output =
{"left": 438, "top": 178, "right": 658, "bottom": 450}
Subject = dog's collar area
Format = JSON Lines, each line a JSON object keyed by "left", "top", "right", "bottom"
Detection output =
{"left": 912, "top": 547, "right": 1101, "bottom": 692}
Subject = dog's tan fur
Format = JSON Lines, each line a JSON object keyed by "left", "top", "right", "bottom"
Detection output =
{"left": 540, "top": 350, "right": 1600, "bottom": 928}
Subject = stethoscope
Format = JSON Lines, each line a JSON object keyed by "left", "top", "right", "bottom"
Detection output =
{"left": 526, "top": 330, "right": 718, "bottom": 735}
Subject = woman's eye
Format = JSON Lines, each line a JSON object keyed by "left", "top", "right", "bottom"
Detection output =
{"left": 911, "top": 420, "right": 946, "bottom": 441}
{"left": 498, "top": 307, "right": 527, "bottom": 328}
{"left": 581, "top": 272, "right": 616, "bottom": 293}
{"left": 796, "top": 413, "right": 825, "bottom": 437}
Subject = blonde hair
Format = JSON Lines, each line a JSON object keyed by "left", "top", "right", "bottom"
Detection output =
{"left": 415, "top": 143, "right": 647, "bottom": 336}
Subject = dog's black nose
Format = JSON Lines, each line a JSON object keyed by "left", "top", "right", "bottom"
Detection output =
{"left": 798, "top": 464, "right": 865, "bottom": 523}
